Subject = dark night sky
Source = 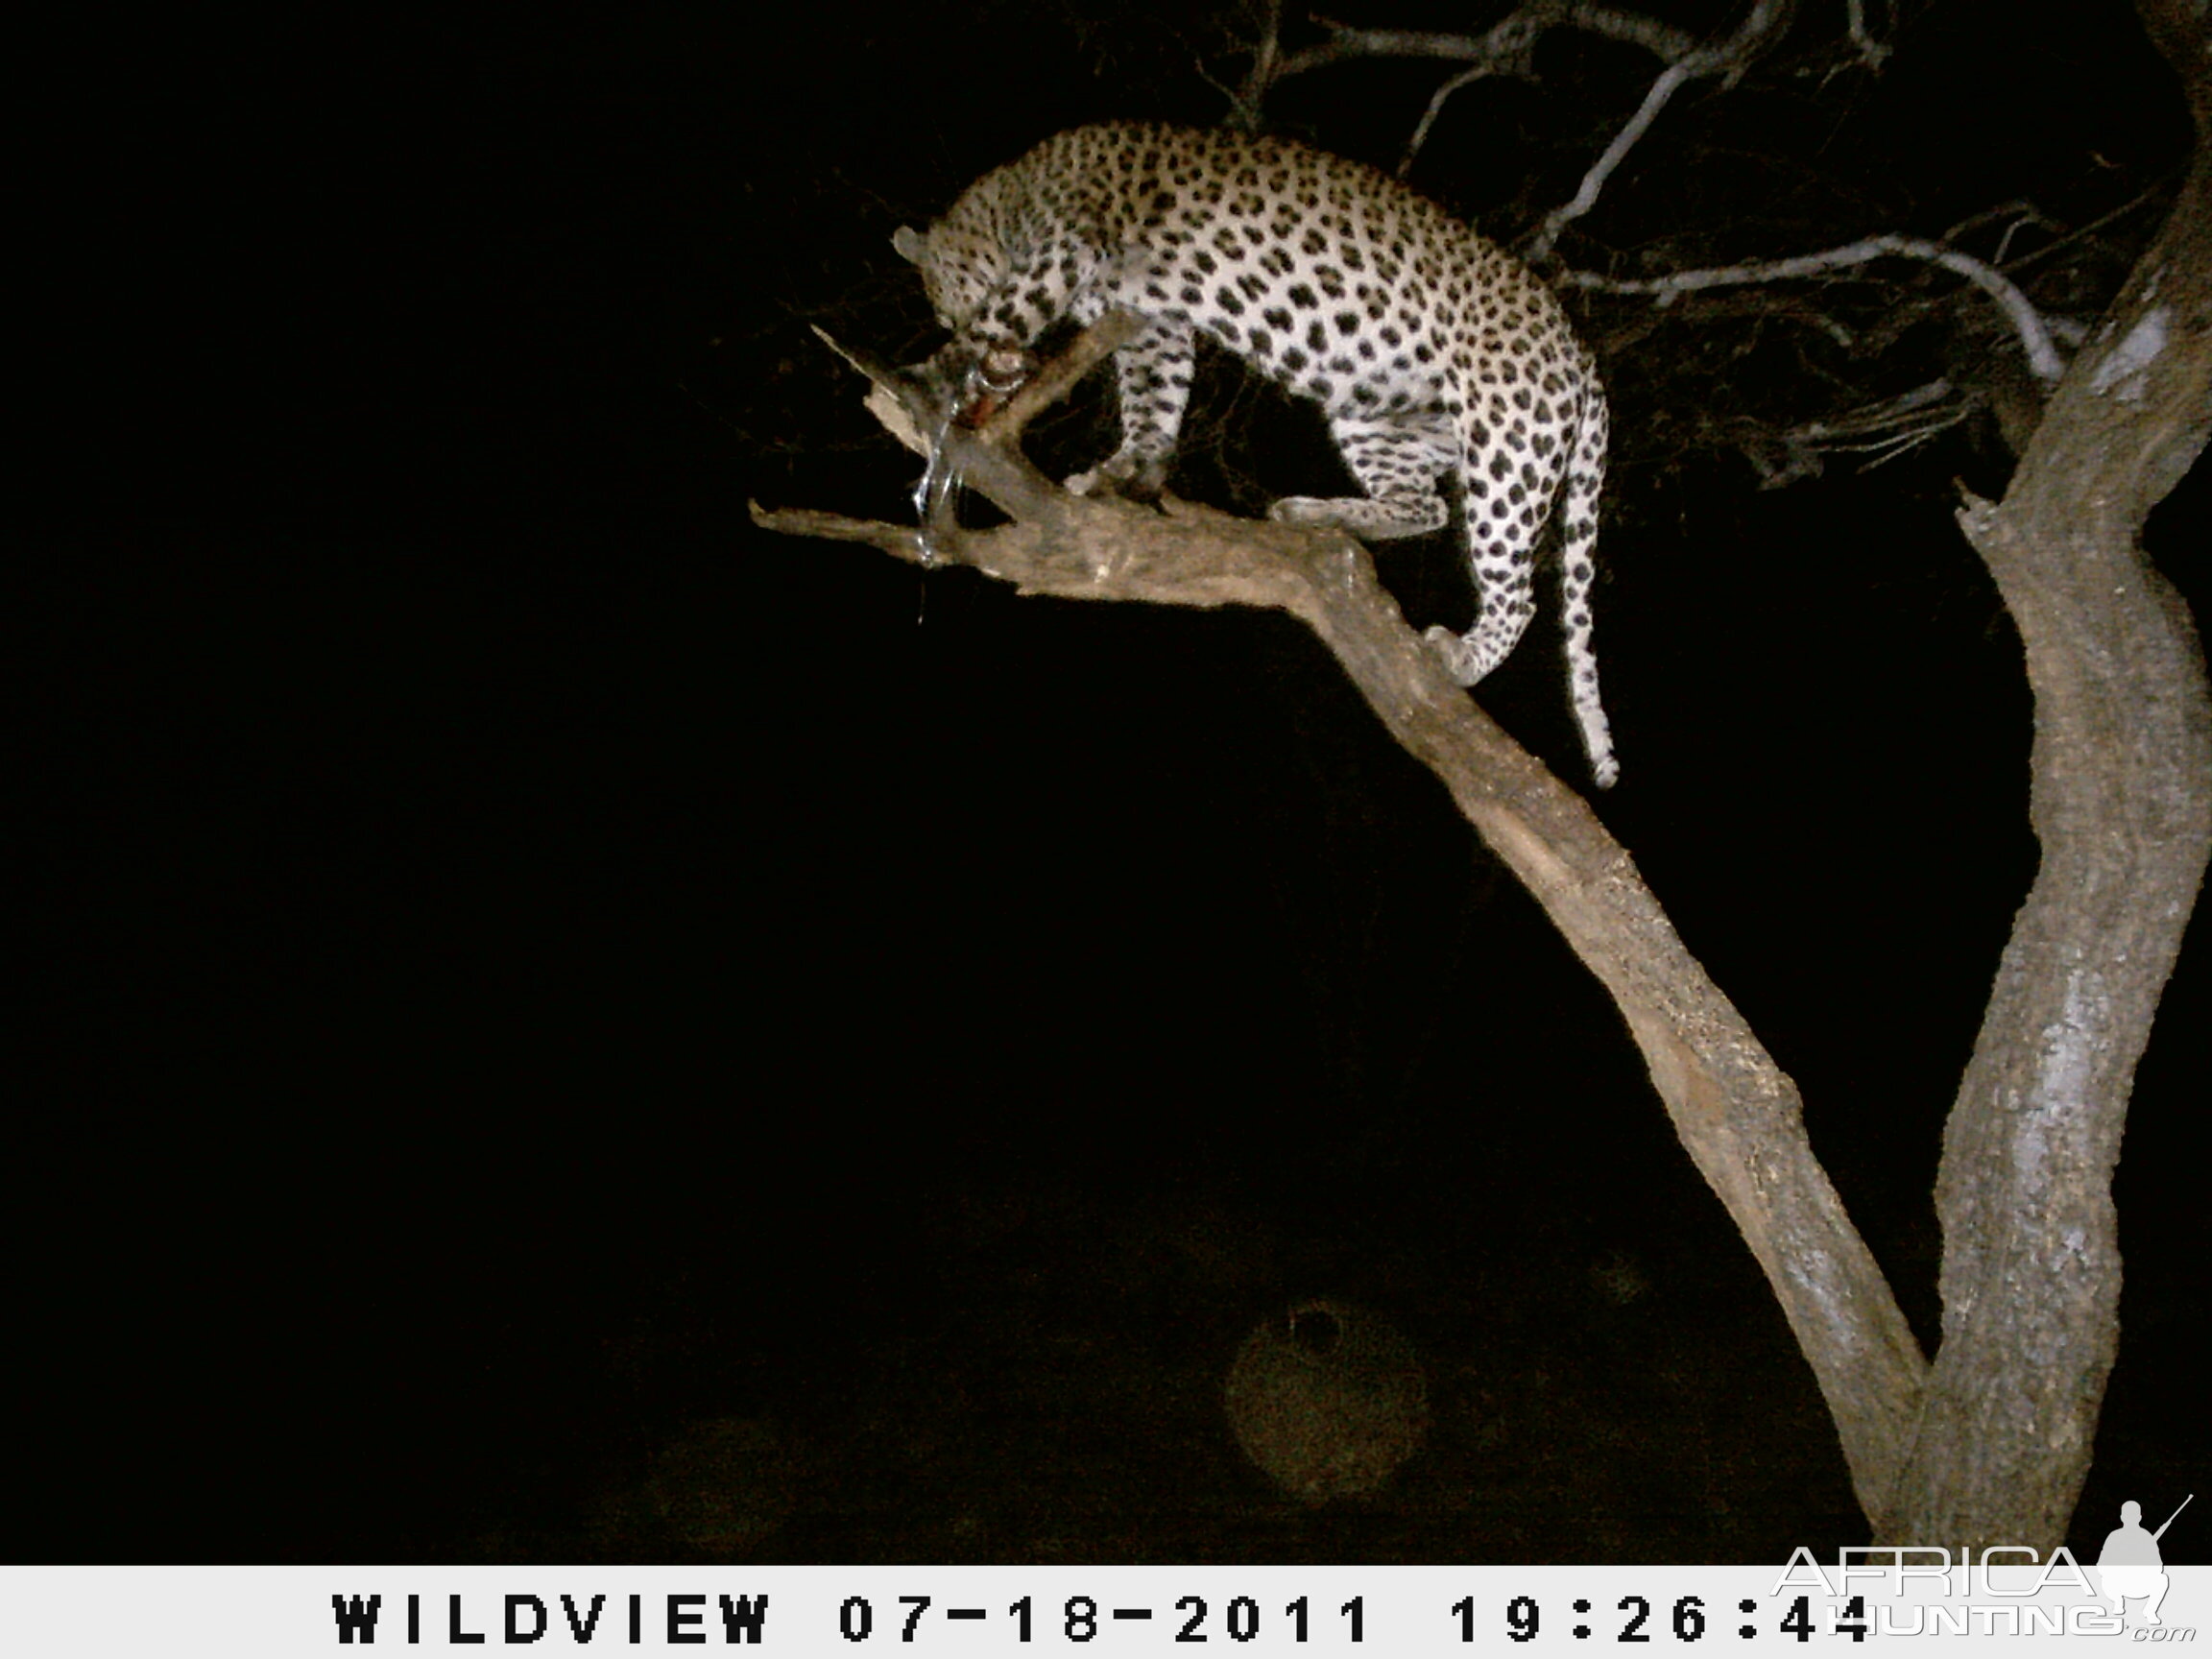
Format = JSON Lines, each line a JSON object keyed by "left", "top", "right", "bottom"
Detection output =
{"left": 16, "top": 2, "right": 2205, "bottom": 1563}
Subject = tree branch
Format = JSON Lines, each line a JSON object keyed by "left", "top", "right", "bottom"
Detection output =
{"left": 1227, "top": 0, "right": 1286, "bottom": 132}
{"left": 1273, "top": 3, "right": 1701, "bottom": 83}
{"left": 1399, "top": 64, "right": 1512, "bottom": 178}
{"left": 1739, "top": 378, "right": 1976, "bottom": 485}
{"left": 756, "top": 316, "right": 1932, "bottom": 1517}
{"left": 1571, "top": 232, "right": 2069, "bottom": 382}
{"left": 1842, "top": 0, "right": 1893, "bottom": 73}
{"left": 1526, "top": 0, "right": 1798, "bottom": 261}
{"left": 1252, "top": 3, "right": 1704, "bottom": 174}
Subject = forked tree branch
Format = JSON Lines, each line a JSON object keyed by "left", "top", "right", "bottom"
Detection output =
{"left": 754, "top": 316, "right": 1931, "bottom": 1518}
{"left": 1527, "top": 0, "right": 1797, "bottom": 260}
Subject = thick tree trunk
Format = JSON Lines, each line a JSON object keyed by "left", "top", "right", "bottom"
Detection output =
{"left": 1874, "top": 0, "right": 2212, "bottom": 1549}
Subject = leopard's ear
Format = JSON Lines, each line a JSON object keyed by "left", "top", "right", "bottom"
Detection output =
{"left": 891, "top": 225, "right": 928, "bottom": 265}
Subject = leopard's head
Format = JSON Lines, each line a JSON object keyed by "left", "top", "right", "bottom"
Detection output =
{"left": 891, "top": 220, "right": 1004, "bottom": 335}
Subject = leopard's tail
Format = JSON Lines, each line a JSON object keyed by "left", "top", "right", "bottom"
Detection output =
{"left": 1557, "top": 382, "right": 1617, "bottom": 788}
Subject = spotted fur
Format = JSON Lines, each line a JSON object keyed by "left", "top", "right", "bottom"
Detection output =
{"left": 894, "top": 123, "right": 1617, "bottom": 787}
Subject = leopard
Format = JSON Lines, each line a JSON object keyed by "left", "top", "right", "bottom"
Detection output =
{"left": 893, "top": 122, "right": 1618, "bottom": 788}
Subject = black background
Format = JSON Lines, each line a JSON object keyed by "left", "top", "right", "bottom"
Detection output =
{"left": 17, "top": 1, "right": 2204, "bottom": 1563}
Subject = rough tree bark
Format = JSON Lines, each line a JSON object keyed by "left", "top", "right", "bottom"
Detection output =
{"left": 757, "top": 0, "right": 2210, "bottom": 1551}
{"left": 1874, "top": 0, "right": 2212, "bottom": 1550}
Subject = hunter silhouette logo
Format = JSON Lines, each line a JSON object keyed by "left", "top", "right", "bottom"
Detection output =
{"left": 2098, "top": 1493, "right": 2192, "bottom": 1627}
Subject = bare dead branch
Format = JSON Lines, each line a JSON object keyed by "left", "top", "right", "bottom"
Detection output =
{"left": 1990, "top": 170, "right": 2183, "bottom": 276}
{"left": 1400, "top": 64, "right": 1510, "bottom": 178}
{"left": 1527, "top": 58, "right": 1701, "bottom": 262}
{"left": 1275, "top": 14, "right": 1540, "bottom": 82}
{"left": 1526, "top": 0, "right": 1798, "bottom": 261}
{"left": 1570, "top": 233, "right": 2069, "bottom": 382}
{"left": 1566, "top": 2, "right": 1708, "bottom": 60}
{"left": 1225, "top": 0, "right": 1286, "bottom": 132}
{"left": 1268, "top": 4, "right": 1698, "bottom": 90}
{"left": 1843, "top": 0, "right": 1893, "bottom": 72}
{"left": 1941, "top": 200, "right": 2066, "bottom": 262}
